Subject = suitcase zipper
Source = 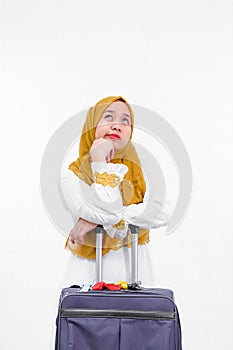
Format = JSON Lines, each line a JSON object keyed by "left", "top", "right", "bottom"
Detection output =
{"left": 60, "top": 308, "right": 175, "bottom": 320}
{"left": 61, "top": 291, "right": 176, "bottom": 311}
{"left": 62, "top": 290, "right": 174, "bottom": 302}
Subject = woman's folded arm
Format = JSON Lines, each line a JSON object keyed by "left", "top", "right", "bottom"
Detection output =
{"left": 59, "top": 164, "right": 128, "bottom": 226}
{"left": 60, "top": 165, "right": 171, "bottom": 235}
{"left": 122, "top": 199, "right": 171, "bottom": 229}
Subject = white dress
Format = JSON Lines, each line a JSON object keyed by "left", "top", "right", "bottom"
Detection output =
{"left": 59, "top": 162, "right": 170, "bottom": 288}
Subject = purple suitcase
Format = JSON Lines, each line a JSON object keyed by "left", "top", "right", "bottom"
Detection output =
{"left": 55, "top": 225, "right": 182, "bottom": 350}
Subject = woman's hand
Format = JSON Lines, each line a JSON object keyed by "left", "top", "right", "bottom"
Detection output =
{"left": 69, "top": 218, "right": 98, "bottom": 245}
{"left": 90, "top": 138, "right": 115, "bottom": 163}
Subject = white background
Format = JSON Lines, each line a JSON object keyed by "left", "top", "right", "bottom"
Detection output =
{"left": 1, "top": 1, "right": 233, "bottom": 349}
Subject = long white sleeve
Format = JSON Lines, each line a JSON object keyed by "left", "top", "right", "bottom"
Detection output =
{"left": 60, "top": 164, "right": 171, "bottom": 236}
{"left": 60, "top": 163, "right": 128, "bottom": 226}
{"left": 122, "top": 192, "right": 171, "bottom": 229}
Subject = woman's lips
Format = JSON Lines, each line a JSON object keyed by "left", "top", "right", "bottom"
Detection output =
{"left": 106, "top": 134, "right": 121, "bottom": 139}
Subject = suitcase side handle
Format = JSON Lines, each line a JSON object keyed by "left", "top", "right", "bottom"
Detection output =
{"left": 95, "top": 224, "right": 139, "bottom": 284}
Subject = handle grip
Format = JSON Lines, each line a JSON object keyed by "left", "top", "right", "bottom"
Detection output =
{"left": 95, "top": 224, "right": 139, "bottom": 283}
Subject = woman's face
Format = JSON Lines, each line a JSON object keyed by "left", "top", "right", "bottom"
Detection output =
{"left": 95, "top": 101, "right": 132, "bottom": 151}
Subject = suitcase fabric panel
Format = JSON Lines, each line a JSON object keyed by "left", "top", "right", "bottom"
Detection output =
{"left": 56, "top": 288, "right": 181, "bottom": 350}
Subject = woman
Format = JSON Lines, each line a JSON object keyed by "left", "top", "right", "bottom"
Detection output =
{"left": 60, "top": 96, "right": 170, "bottom": 287}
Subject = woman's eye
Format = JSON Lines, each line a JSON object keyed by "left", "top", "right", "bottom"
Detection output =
{"left": 122, "top": 118, "right": 130, "bottom": 125}
{"left": 104, "top": 114, "right": 113, "bottom": 120}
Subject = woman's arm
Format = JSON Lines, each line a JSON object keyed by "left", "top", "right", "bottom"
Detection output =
{"left": 60, "top": 164, "right": 170, "bottom": 240}
{"left": 101, "top": 175, "right": 171, "bottom": 239}
{"left": 122, "top": 197, "right": 171, "bottom": 229}
{"left": 60, "top": 163, "right": 128, "bottom": 226}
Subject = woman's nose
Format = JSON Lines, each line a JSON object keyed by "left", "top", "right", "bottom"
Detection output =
{"left": 111, "top": 122, "right": 121, "bottom": 131}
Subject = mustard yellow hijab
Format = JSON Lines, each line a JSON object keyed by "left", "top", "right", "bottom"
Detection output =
{"left": 65, "top": 96, "right": 150, "bottom": 259}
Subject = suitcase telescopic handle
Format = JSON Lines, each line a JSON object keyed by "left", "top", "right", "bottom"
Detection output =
{"left": 95, "top": 224, "right": 139, "bottom": 284}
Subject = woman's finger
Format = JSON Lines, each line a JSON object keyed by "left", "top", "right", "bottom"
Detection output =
{"left": 77, "top": 235, "right": 85, "bottom": 245}
{"left": 110, "top": 148, "right": 114, "bottom": 160}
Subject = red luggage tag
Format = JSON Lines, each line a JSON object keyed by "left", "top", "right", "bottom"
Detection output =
{"left": 106, "top": 283, "right": 121, "bottom": 291}
{"left": 92, "top": 282, "right": 121, "bottom": 291}
{"left": 92, "top": 282, "right": 105, "bottom": 290}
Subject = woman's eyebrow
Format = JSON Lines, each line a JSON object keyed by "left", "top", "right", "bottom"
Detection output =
{"left": 122, "top": 113, "right": 131, "bottom": 118}
{"left": 104, "top": 109, "right": 115, "bottom": 114}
